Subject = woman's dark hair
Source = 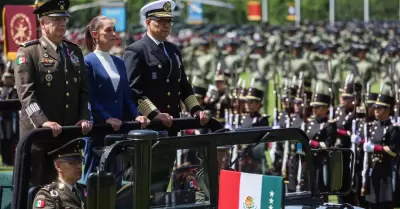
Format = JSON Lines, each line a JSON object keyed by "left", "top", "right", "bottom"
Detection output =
{"left": 85, "top": 15, "right": 109, "bottom": 52}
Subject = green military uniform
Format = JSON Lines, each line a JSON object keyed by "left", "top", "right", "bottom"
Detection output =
{"left": 32, "top": 138, "right": 86, "bottom": 209}
{"left": 13, "top": 0, "right": 90, "bottom": 186}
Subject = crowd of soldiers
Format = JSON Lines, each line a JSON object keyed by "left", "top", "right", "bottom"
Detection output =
{"left": 174, "top": 22, "right": 400, "bottom": 209}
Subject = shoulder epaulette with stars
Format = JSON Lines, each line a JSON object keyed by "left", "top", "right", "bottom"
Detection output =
{"left": 62, "top": 39, "right": 78, "bottom": 46}
{"left": 19, "top": 39, "right": 39, "bottom": 47}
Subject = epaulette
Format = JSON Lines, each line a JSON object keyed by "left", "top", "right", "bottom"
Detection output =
{"left": 41, "top": 182, "right": 58, "bottom": 191}
{"left": 19, "top": 39, "right": 39, "bottom": 47}
{"left": 62, "top": 39, "right": 78, "bottom": 46}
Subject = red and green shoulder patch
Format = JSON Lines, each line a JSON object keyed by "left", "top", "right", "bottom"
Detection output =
{"left": 34, "top": 199, "right": 45, "bottom": 208}
{"left": 16, "top": 56, "right": 26, "bottom": 65}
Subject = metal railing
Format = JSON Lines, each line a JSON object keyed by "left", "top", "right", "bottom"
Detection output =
{"left": 11, "top": 117, "right": 222, "bottom": 209}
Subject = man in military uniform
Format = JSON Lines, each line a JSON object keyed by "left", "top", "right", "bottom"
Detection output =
{"left": 307, "top": 82, "right": 337, "bottom": 198}
{"left": 123, "top": 0, "right": 209, "bottom": 194}
{"left": 32, "top": 138, "right": 86, "bottom": 209}
{"left": 364, "top": 83, "right": 400, "bottom": 209}
{"left": 334, "top": 74, "right": 362, "bottom": 205}
{"left": 239, "top": 85, "right": 269, "bottom": 174}
{"left": 204, "top": 71, "right": 230, "bottom": 126}
{"left": 14, "top": 0, "right": 91, "bottom": 186}
{"left": 352, "top": 89, "right": 379, "bottom": 208}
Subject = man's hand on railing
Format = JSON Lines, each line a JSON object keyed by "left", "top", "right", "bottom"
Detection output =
{"left": 106, "top": 118, "right": 123, "bottom": 131}
{"left": 135, "top": 116, "right": 150, "bottom": 129}
{"left": 75, "top": 119, "right": 92, "bottom": 135}
{"left": 154, "top": 113, "right": 173, "bottom": 127}
{"left": 42, "top": 121, "right": 62, "bottom": 137}
{"left": 193, "top": 110, "right": 210, "bottom": 126}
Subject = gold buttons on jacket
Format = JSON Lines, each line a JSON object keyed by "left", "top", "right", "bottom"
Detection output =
{"left": 167, "top": 105, "right": 170, "bottom": 108}
{"left": 66, "top": 104, "right": 69, "bottom": 109}
{"left": 66, "top": 92, "right": 70, "bottom": 96}
{"left": 66, "top": 81, "right": 69, "bottom": 85}
{"left": 178, "top": 92, "right": 181, "bottom": 95}
{"left": 166, "top": 79, "right": 169, "bottom": 83}
{"left": 167, "top": 92, "right": 170, "bottom": 96}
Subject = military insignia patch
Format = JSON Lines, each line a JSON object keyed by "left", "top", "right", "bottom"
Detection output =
{"left": 34, "top": 199, "right": 45, "bottom": 208}
{"left": 163, "top": 2, "right": 171, "bottom": 11}
{"left": 16, "top": 56, "right": 26, "bottom": 65}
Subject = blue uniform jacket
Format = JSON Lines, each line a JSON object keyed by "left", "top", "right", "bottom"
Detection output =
{"left": 84, "top": 52, "right": 140, "bottom": 123}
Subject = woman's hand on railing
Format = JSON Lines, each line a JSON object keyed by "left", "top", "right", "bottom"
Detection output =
{"left": 106, "top": 118, "right": 123, "bottom": 131}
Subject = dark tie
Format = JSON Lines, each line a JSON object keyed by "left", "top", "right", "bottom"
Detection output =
{"left": 158, "top": 42, "right": 164, "bottom": 50}
{"left": 72, "top": 187, "right": 81, "bottom": 201}
{"left": 57, "top": 45, "right": 65, "bottom": 68}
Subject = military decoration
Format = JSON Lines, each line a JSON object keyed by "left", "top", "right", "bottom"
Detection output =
{"left": 41, "top": 58, "right": 55, "bottom": 67}
{"left": 66, "top": 48, "right": 80, "bottom": 66}
{"left": 45, "top": 74, "right": 53, "bottom": 82}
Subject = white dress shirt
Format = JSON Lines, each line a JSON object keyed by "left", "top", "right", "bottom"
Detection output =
{"left": 94, "top": 50, "right": 120, "bottom": 92}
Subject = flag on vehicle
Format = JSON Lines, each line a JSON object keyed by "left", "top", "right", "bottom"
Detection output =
{"left": 218, "top": 170, "right": 283, "bottom": 209}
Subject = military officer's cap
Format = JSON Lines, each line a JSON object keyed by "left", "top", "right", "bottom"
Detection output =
{"left": 374, "top": 83, "right": 395, "bottom": 108}
{"left": 246, "top": 87, "right": 264, "bottom": 102}
{"left": 366, "top": 92, "right": 379, "bottom": 107}
{"left": 191, "top": 76, "right": 208, "bottom": 98}
{"left": 33, "top": 0, "right": 70, "bottom": 18}
{"left": 48, "top": 138, "right": 85, "bottom": 161}
{"left": 310, "top": 82, "right": 331, "bottom": 107}
{"left": 140, "top": 0, "right": 176, "bottom": 18}
{"left": 339, "top": 74, "right": 362, "bottom": 98}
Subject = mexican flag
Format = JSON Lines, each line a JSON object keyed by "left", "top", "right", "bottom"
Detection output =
{"left": 218, "top": 170, "right": 283, "bottom": 209}
{"left": 16, "top": 56, "right": 26, "bottom": 65}
{"left": 35, "top": 199, "right": 45, "bottom": 208}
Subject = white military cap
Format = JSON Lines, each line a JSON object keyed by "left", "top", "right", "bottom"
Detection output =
{"left": 140, "top": 0, "right": 176, "bottom": 18}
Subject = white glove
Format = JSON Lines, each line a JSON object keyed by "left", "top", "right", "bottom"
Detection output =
{"left": 351, "top": 134, "right": 361, "bottom": 145}
{"left": 363, "top": 142, "right": 375, "bottom": 153}
{"left": 272, "top": 125, "right": 280, "bottom": 129}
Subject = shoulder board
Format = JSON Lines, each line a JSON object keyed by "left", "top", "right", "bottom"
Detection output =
{"left": 19, "top": 39, "right": 39, "bottom": 47}
{"left": 42, "top": 182, "right": 57, "bottom": 191}
{"left": 328, "top": 119, "right": 337, "bottom": 123}
{"left": 62, "top": 39, "right": 78, "bottom": 46}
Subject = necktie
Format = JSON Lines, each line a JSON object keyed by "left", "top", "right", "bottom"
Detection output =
{"left": 57, "top": 46, "right": 65, "bottom": 69}
{"left": 158, "top": 42, "right": 170, "bottom": 59}
{"left": 72, "top": 187, "right": 81, "bottom": 201}
{"left": 158, "top": 42, "right": 164, "bottom": 50}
